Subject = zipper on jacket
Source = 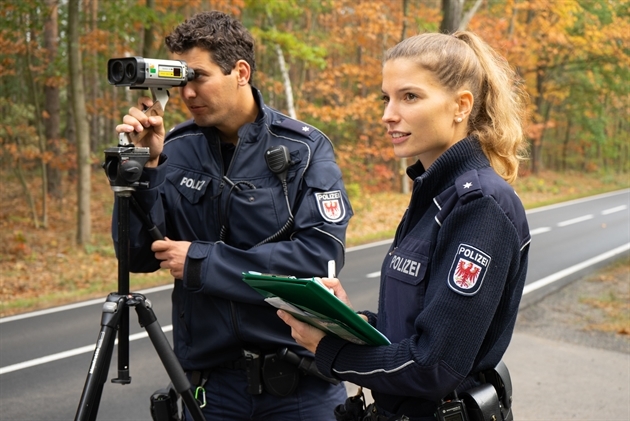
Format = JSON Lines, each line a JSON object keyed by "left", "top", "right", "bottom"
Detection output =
{"left": 230, "top": 301, "right": 245, "bottom": 342}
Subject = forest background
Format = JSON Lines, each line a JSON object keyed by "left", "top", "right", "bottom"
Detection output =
{"left": 1, "top": 0, "right": 628, "bottom": 316}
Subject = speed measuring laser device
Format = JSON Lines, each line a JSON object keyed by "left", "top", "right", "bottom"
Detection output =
{"left": 107, "top": 57, "right": 194, "bottom": 89}
{"left": 104, "top": 57, "right": 195, "bottom": 187}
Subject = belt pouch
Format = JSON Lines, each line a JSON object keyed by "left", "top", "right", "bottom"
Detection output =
{"left": 150, "top": 383, "right": 182, "bottom": 421}
{"left": 243, "top": 349, "right": 263, "bottom": 395}
{"left": 334, "top": 390, "right": 366, "bottom": 421}
{"left": 460, "top": 383, "right": 501, "bottom": 421}
{"left": 262, "top": 353, "right": 300, "bottom": 397}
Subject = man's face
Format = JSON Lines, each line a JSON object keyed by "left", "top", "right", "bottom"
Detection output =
{"left": 171, "top": 47, "right": 241, "bottom": 130}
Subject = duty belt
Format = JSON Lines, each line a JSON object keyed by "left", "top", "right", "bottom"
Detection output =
{"left": 190, "top": 347, "right": 340, "bottom": 399}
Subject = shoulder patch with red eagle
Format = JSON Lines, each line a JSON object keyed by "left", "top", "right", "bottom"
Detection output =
{"left": 447, "top": 244, "right": 491, "bottom": 296}
{"left": 314, "top": 190, "right": 346, "bottom": 222}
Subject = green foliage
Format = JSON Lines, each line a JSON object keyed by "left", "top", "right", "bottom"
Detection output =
{"left": 344, "top": 182, "right": 362, "bottom": 202}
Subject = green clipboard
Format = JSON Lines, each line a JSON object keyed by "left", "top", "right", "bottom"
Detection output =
{"left": 242, "top": 271, "right": 390, "bottom": 346}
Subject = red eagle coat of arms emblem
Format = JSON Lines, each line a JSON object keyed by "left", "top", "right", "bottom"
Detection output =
{"left": 447, "top": 244, "right": 491, "bottom": 296}
{"left": 454, "top": 259, "right": 482, "bottom": 288}
{"left": 314, "top": 190, "right": 346, "bottom": 222}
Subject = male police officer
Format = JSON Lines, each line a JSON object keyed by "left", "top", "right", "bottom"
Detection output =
{"left": 114, "top": 10, "right": 352, "bottom": 420}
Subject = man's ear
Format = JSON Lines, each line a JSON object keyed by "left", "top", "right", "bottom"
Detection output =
{"left": 235, "top": 59, "right": 251, "bottom": 86}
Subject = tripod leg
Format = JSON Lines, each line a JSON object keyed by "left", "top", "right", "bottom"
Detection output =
{"left": 135, "top": 298, "right": 206, "bottom": 421}
{"left": 75, "top": 296, "right": 125, "bottom": 421}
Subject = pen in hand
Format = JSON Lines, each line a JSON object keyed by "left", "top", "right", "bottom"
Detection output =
{"left": 328, "top": 260, "right": 336, "bottom": 278}
{"left": 319, "top": 260, "right": 335, "bottom": 294}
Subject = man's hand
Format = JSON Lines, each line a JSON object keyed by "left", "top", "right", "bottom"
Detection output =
{"left": 277, "top": 310, "right": 326, "bottom": 354}
{"left": 151, "top": 238, "right": 191, "bottom": 279}
{"left": 115, "top": 96, "right": 165, "bottom": 167}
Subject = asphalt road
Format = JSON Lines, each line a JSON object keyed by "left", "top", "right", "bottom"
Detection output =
{"left": 1, "top": 189, "right": 628, "bottom": 420}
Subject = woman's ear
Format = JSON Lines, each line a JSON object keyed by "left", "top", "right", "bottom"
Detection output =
{"left": 456, "top": 90, "right": 474, "bottom": 120}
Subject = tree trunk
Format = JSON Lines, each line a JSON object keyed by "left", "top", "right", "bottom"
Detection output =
{"left": 440, "top": 0, "right": 463, "bottom": 34}
{"left": 23, "top": 14, "right": 48, "bottom": 228}
{"left": 458, "top": 0, "right": 483, "bottom": 31}
{"left": 88, "top": 0, "right": 100, "bottom": 152}
{"left": 531, "top": 65, "right": 547, "bottom": 174}
{"left": 400, "top": 0, "right": 410, "bottom": 194}
{"left": 274, "top": 43, "right": 296, "bottom": 119}
{"left": 143, "top": 0, "right": 155, "bottom": 57}
{"left": 44, "top": 0, "right": 63, "bottom": 199}
{"left": 266, "top": 9, "right": 296, "bottom": 118}
{"left": 561, "top": 117, "right": 572, "bottom": 172}
{"left": 68, "top": 0, "right": 92, "bottom": 245}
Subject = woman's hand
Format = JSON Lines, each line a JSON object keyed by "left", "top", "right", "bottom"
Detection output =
{"left": 320, "top": 277, "right": 356, "bottom": 309}
{"left": 277, "top": 310, "right": 326, "bottom": 354}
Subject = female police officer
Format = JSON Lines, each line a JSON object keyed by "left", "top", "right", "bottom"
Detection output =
{"left": 279, "top": 31, "right": 530, "bottom": 420}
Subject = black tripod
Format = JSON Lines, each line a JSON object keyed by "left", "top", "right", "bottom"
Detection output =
{"left": 74, "top": 143, "right": 206, "bottom": 421}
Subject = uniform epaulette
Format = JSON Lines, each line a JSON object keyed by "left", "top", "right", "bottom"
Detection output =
{"left": 454, "top": 170, "right": 484, "bottom": 204}
{"left": 272, "top": 117, "right": 318, "bottom": 141}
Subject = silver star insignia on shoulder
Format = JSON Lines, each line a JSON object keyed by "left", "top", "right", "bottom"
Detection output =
{"left": 301, "top": 126, "right": 310, "bottom": 132}
{"left": 463, "top": 182, "right": 473, "bottom": 189}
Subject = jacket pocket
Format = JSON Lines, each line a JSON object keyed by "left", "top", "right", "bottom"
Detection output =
{"left": 385, "top": 240, "right": 430, "bottom": 285}
{"left": 381, "top": 240, "right": 431, "bottom": 341}
{"left": 166, "top": 169, "right": 212, "bottom": 205}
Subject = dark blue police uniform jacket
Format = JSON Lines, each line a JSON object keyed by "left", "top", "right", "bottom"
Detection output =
{"left": 315, "top": 137, "right": 530, "bottom": 418}
{"left": 113, "top": 87, "right": 353, "bottom": 372}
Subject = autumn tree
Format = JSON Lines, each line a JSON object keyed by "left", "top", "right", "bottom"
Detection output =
{"left": 68, "top": 0, "right": 91, "bottom": 245}
{"left": 43, "top": 0, "right": 63, "bottom": 200}
{"left": 1, "top": 0, "right": 627, "bottom": 234}
{"left": 0, "top": 0, "right": 56, "bottom": 228}
{"left": 487, "top": 0, "right": 630, "bottom": 174}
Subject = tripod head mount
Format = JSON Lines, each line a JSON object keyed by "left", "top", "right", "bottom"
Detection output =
{"left": 103, "top": 146, "right": 151, "bottom": 192}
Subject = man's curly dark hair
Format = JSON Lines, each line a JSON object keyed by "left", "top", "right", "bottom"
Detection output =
{"left": 165, "top": 11, "right": 256, "bottom": 81}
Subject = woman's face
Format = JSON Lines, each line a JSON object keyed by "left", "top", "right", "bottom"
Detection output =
{"left": 381, "top": 58, "right": 468, "bottom": 169}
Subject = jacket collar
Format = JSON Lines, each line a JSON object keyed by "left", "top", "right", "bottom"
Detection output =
{"left": 407, "top": 136, "right": 490, "bottom": 197}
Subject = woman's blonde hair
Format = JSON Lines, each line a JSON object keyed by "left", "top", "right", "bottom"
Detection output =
{"left": 384, "top": 31, "right": 529, "bottom": 183}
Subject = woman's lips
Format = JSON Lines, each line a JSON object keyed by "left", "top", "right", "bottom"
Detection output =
{"left": 390, "top": 131, "right": 410, "bottom": 144}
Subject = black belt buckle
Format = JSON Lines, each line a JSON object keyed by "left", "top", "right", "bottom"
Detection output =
{"left": 243, "top": 349, "right": 263, "bottom": 395}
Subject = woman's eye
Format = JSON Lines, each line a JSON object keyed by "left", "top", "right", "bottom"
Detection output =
{"left": 404, "top": 93, "right": 417, "bottom": 101}
{"left": 381, "top": 95, "right": 390, "bottom": 104}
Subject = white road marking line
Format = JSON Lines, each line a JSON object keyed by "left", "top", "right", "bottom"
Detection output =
{"left": 530, "top": 227, "right": 551, "bottom": 235}
{"left": 602, "top": 205, "right": 627, "bottom": 215}
{"left": 522, "top": 243, "right": 630, "bottom": 295}
{"left": 0, "top": 284, "right": 174, "bottom": 324}
{"left": 0, "top": 325, "right": 173, "bottom": 375}
{"left": 557, "top": 214, "right": 594, "bottom": 227}
{"left": 525, "top": 188, "right": 629, "bottom": 214}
